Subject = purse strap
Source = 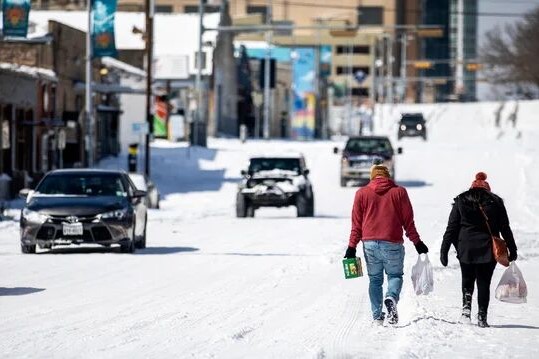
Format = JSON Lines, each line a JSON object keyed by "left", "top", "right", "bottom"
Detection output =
{"left": 478, "top": 205, "right": 495, "bottom": 237}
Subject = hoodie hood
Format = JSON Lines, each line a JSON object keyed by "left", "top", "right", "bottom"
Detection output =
{"left": 368, "top": 177, "right": 397, "bottom": 195}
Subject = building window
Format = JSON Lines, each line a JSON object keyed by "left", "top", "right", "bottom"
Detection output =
{"left": 336, "top": 45, "right": 370, "bottom": 55}
{"left": 357, "top": 6, "right": 384, "bottom": 26}
{"left": 352, "top": 88, "right": 369, "bottom": 97}
{"left": 336, "top": 66, "right": 370, "bottom": 75}
{"left": 184, "top": 5, "right": 220, "bottom": 13}
{"left": 156, "top": 5, "right": 173, "bottom": 13}
{"left": 247, "top": 5, "right": 268, "bottom": 22}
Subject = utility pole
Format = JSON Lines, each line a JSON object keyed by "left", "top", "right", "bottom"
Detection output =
{"left": 387, "top": 35, "right": 394, "bottom": 104}
{"left": 400, "top": 33, "right": 408, "bottom": 103}
{"left": 144, "top": 0, "right": 154, "bottom": 176}
{"left": 369, "top": 39, "right": 376, "bottom": 104}
{"left": 262, "top": 0, "right": 272, "bottom": 139}
{"left": 85, "top": 0, "right": 93, "bottom": 167}
{"left": 195, "top": 0, "right": 205, "bottom": 146}
{"left": 455, "top": 0, "right": 464, "bottom": 97}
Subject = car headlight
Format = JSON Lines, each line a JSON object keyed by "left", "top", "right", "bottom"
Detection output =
{"left": 100, "top": 208, "right": 128, "bottom": 220}
{"left": 416, "top": 124, "right": 423, "bottom": 130}
{"left": 400, "top": 125, "right": 406, "bottom": 131}
{"left": 22, "top": 208, "right": 49, "bottom": 223}
{"left": 341, "top": 157, "right": 350, "bottom": 167}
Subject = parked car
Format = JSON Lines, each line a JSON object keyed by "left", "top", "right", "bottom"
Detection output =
{"left": 398, "top": 113, "right": 427, "bottom": 140}
{"left": 128, "top": 172, "right": 160, "bottom": 209}
{"left": 19, "top": 169, "right": 148, "bottom": 254}
{"left": 335, "top": 136, "right": 402, "bottom": 187}
{"left": 236, "top": 154, "right": 314, "bottom": 218}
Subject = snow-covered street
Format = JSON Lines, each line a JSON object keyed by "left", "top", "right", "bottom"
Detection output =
{"left": 1, "top": 104, "right": 538, "bottom": 358}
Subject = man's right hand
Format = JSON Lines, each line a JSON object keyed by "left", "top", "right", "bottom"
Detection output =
{"left": 414, "top": 241, "right": 429, "bottom": 254}
{"left": 344, "top": 246, "right": 356, "bottom": 259}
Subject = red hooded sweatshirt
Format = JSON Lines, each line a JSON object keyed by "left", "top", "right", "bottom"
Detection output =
{"left": 348, "top": 177, "right": 421, "bottom": 248}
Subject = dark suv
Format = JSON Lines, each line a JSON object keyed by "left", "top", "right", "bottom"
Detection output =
{"left": 336, "top": 136, "right": 402, "bottom": 187}
{"left": 398, "top": 113, "right": 427, "bottom": 140}
{"left": 236, "top": 155, "right": 314, "bottom": 218}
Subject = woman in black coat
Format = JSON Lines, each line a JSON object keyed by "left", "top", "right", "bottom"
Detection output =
{"left": 440, "top": 172, "right": 517, "bottom": 328}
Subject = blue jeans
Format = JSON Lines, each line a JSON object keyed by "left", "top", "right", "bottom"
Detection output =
{"left": 363, "top": 240, "right": 405, "bottom": 320}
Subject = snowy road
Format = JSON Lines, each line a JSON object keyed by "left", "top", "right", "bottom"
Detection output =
{"left": 1, "top": 110, "right": 538, "bottom": 358}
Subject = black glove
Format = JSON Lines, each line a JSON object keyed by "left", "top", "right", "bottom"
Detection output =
{"left": 414, "top": 241, "right": 429, "bottom": 254}
{"left": 440, "top": 251, "right": 448, "bottom": 267}
{"left": 509, "top": 250, "right": 517, "bottom": 262}
{"left": 344, "top": 246, "right": 356, "bottom": 259}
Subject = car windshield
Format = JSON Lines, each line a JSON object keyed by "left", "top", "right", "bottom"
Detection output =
{"left": 249, "top": 158, "right": 301, "bottom": 174}
{"left": 401, "top": 115, "right": 424, "bottom": 124}
{"left": 345, "top": 138, "right": 393, "bottom": 154}
{"left": 36, "top": 173, "right": 127, "bottom": 197}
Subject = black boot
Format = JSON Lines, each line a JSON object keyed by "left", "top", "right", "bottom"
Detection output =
{"left": 384, "top": 297, "right": 399, "bottom": 325}
{"left": 478, "top": 310, "right": 490, "bottom": 328}
{"left": 460, "top": 292, "right": 472, "bottom": 323}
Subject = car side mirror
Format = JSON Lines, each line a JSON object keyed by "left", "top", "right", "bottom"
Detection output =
{"left": 333, "top": 147, "right": 339, "bottom": 154}
{"left": 132, "top": 189, "right": 147, "bottom": 199}
{"left": 241, "top": 170, "right": 247, "bottom": 176}
{"left": 303, "top": 169, "right": 310, "bottom": 176}
{"left": 19, "top": 188, "right": 34, "bottom": 198}
{"left": 397, "top": 147, "right": 403, "bottom": 154}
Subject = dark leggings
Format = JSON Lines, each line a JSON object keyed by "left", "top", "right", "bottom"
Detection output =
{"left": 460, "top": 261, "right": 497, "bottom": 313}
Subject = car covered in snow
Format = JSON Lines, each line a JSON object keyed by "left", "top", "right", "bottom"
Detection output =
{"left": 336, "top": 136, "right": 402, "bottom": 187}
{"left": 236, "top": 155, "right": 314, "bottom": 217}
{"left": 398, "top": 113, "right": 427, "bottom": 140}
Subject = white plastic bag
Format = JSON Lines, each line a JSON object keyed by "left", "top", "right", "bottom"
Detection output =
{"left": 411, "top": 254, "right": 434, "bottom": 295}
{"left": 495, "top": 262, "right": 527, "bottom": 304}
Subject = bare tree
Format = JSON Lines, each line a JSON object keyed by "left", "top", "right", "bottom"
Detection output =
{"left": 481, "top": 6, "right": 539, "bottom": 91}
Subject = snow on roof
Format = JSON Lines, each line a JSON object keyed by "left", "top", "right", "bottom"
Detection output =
{"left": 0, "top": 62, "right": 57, "bottom": 81}
{"left": 26, "top": 11, "right": 220, "bottom": 75}
{"left": 101, "top": 56, "right": 146, "bottom": 78}
{"left": 250, "top": 152, "right": 304, "bottom": 159}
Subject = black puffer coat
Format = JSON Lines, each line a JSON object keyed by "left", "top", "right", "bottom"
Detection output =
{"left": 441, "top": 188, "right": 517, "bottom": 264}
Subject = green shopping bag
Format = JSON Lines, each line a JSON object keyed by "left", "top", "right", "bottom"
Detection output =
{"left": 343, "top": 257, "right": 364, "bottom": 279}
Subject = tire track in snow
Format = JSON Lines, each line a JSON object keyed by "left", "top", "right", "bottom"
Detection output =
{"left": 327, "top": 290, "right": 368, "bottom": 358}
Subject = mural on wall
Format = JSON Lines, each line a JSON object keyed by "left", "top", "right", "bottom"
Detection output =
{"left": 291, "top": 48, "right": 315, "bottom": 140}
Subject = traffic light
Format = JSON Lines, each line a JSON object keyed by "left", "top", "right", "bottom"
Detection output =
{"left": 259, "top": 58, "right": 276, "bottom": 89}
{"left": 466, "top": 63, "right": 482, "bottom": 71}
{"left": 414, "top": 61, "right": 433, "bottom": 69}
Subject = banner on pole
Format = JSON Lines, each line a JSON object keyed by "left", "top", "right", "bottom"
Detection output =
{"left": 2, "top": 0, "right": 31, "bottom": 38}
{"left": 153, "top": 97, "right": 168, "bottom": 138}
{"left": 92, "top": 0, "right": 117, "bottom": 58}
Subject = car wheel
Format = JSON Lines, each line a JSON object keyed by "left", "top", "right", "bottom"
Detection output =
{"left": 21, "top": 244, "right": 36, "bottom": 254}
{"left": 340, "top": 177, "right": 347, "bottom": 187}
{"left": 246, "top": 205, "right": 255, "bottom": 217}
{"left": 136, "top": 217, "right": 147, "bottom": 249}
{"left": 422, "top": 133, "right": 427, "bottom": 141}
{"left": 236, "top": 192, "right": 248, "bottom": 218}
{"left": 297, "top": 193, "right": 309, "bottom": 217}
{"left": 307, "top": 194, "right": 315, "bottom": 217}
{"left": 121, "top": 224, "right": 136, "bottom": 253}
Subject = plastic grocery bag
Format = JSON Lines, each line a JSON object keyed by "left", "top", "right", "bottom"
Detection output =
{"left": 495, "top": 262, "right": 527, "bottom": 304}
{"left": 411, "top": 254, "right": 434, "bottom": 295}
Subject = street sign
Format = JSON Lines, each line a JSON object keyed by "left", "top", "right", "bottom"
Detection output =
{"left": 132, "top": 122, "right": 149, "bottom": 135}
{"left": 57, "top": 129, "right": 66, "bottom": 150}
{"left": 354, "top": 70, "right": 367, "bottom": 84}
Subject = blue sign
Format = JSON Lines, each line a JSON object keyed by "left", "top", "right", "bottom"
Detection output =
{"left": 354, "top": 70, "right": 367, "bottom": 84}
{"left": 92, "top": 0, "right": 117, "bottom": 58}
{"left": 2, "top": 0, "right": 31, "bottom": 38}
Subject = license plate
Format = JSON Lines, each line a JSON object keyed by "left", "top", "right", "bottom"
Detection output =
{"left": 63, "top": 223, "right": 83, "bottom": 236}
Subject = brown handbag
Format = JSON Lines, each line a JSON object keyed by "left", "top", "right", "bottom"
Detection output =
{"left": 479, "top": 205, "right": 509, "bottom": 267}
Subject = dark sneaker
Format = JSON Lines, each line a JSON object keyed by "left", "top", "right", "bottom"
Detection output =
{"left": 384, "top": 297, "right": 399, "bottom": 325}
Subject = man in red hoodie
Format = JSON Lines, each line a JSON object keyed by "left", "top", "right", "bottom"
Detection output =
{"left": 344, "top": 164, "right": 428, "bottom": 325}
